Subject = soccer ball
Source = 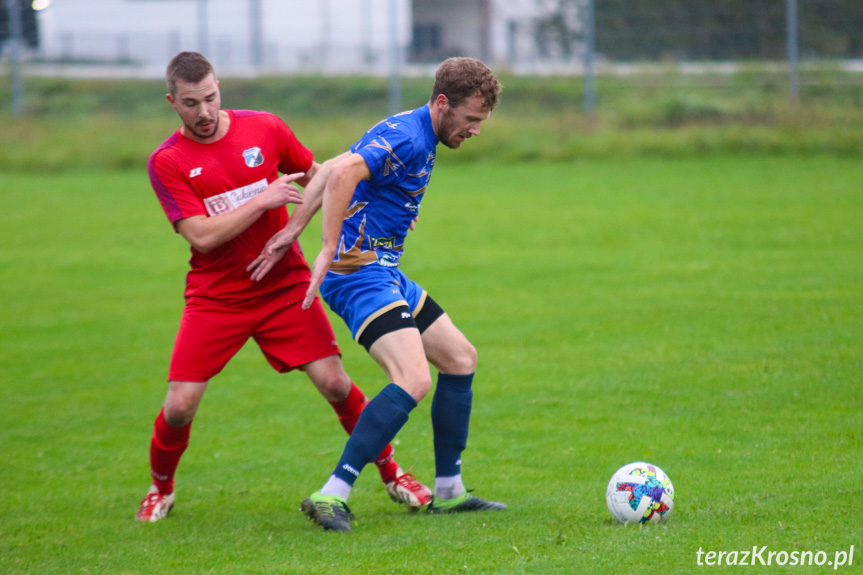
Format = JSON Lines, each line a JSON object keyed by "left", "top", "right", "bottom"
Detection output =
{"left": 606, "top": 462, "right": 675, "bottom": 524}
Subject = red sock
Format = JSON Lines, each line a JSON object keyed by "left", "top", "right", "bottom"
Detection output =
{"left": 149, "top": 408, "right": 191, "bottom": 495}
{"left": 330, "top": 382, "right": 399, "bottom": 484}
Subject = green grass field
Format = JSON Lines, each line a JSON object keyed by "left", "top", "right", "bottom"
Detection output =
{"left": 1, "top": 155, "right": 861, "bottom": 574}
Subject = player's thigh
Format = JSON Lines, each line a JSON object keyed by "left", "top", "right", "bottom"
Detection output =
{"left": 369, "top": 328, "right": 432, "bottom": 401}
{"left": 253, "top": 289, "right": 341, "bottom": 374}
{"left": 421, "top": 312, "right": 477, "bottom": 375}
{"left": 169, "top": 299, "right": 254, "bottom": 383}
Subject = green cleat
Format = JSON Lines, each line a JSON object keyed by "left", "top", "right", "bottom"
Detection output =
{"left": 301, "top": 492, "right": 354, "bottom": 532}
{"left": 428, "top": 490, "right": 508, "bottom": 514}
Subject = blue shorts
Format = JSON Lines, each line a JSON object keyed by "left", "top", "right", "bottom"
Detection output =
{"left": 320, "top": 266, "right": 429, "bottom": 342}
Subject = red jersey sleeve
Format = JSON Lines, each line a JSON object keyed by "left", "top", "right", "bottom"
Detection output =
{"left": 275, "top": 116, "right": 314, "bottom": 176}
{"left": 147, "top": 132, "right": 208, "bottom": 228}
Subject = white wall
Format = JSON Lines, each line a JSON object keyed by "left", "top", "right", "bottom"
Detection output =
{"left": 36, "top": 0, "right": 412, "bottom": 74}
{"left": 34, "top": 0, "right": 555, "bottom": 74}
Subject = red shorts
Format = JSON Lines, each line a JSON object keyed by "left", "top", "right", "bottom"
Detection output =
{"left": 168, "top": 287, "right": 341, "bottom": 382}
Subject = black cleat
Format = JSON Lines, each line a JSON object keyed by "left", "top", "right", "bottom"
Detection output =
{"left": 428, "top": 490, "right": 508, "bottom": 514}
{"left": 301, "top": 492, "right": 354, "bottom": 532}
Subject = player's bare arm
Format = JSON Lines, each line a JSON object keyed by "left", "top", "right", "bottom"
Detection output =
{"left": 247, "top": 151, "right": 353, "bottom": 282}
{"left": 302, "top": 154, "right": 372, "bottom": 309}
{"left": 276, "top": 150, "right": 353, "bottom": 242}
{"left": 177, "top": 172, "right": 304, "bottom": 254}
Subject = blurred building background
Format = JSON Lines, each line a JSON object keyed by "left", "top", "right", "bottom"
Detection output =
{"left": 3, "top": 0, "right": 863, "bottom": 76}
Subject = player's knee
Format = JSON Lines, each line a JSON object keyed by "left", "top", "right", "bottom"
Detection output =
{"left": 304, "top": 356, "right": 353, "bottom": 402}
{"left": 317, "top": 371, "right": 352, "bottom": 402}
{"left": 163, "top": 400, "right": 196, "bottom": 426}
{"left": 164, "top": 381, "right": 206, "bottom": 425}
{"left": 411, "top": 374, "right": 434, "bottom": 402}
{"left": 396, "top": 369, "right": 433, "bottom": 402}
{"left": 446, "top": 340, "right": 477, "bottom": 375}
{"left": 463, "top": 341, "right": 478, "bottom": 372}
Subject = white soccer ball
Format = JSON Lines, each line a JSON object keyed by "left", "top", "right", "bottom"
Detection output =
{"left": 606, "top": 462, "right": 675, "bottom": 524}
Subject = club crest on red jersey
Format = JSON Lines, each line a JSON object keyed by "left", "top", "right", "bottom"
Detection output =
{"left": 242, "top": 147, "right": 264, "bottom": 167}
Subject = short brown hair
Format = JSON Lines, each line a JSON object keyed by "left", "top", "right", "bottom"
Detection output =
{"left": 166, "top": 51, "right": 215, "bottom": 97}
{"left": 430, "top": 57, "right": 502, "bottom": 111}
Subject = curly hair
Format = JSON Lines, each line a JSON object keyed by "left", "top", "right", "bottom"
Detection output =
{"left": 430, "top": 57, "right": 502, "bottom": 111}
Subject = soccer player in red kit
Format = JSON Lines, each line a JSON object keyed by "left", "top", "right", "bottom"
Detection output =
{"left": 135, "top": 51, "right": 430, "bottom": 522}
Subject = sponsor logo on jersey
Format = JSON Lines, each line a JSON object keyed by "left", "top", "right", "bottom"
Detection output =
{"left": 377, "top": 251, "right": 400, "bottom": 267}
{"left": 371, "top": 236, "right": 396, "bottom": 249}
{"left": 203, "top": 178, "right": 268, "bottom": 216}
{"left": 242, "top": 147, "right": 264, "bottom": 167}
{"left": 207, "top": 196, "right": 230, "bottom": 215}
{"left": 189, "top": 167, "right": 203, "bottom": 178}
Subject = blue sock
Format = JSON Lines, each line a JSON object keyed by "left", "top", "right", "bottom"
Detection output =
{"left": 431, "top": 373, "right": 474, "bottom": 478}
{"left": 331, "top": 383, "right": 417, "bottom": 486}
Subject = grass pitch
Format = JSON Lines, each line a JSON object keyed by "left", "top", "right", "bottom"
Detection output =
{"left": 1, "top": 156, "right": 861, "bottom": 574}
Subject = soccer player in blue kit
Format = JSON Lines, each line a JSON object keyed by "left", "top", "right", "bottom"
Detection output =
{"left": 248, "top": 57, "right": 505, "bottom": 532}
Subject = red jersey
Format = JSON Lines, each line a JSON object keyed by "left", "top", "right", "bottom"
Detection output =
{"left": 148, "top": 110, "right": 314, "bottom": 301}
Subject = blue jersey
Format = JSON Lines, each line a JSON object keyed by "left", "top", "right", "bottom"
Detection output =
{"left": 330, "top": 105, "right": 438, "bottom": 274}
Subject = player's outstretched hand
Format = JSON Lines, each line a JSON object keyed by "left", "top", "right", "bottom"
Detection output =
{"left": 302, "top": 249, "right": 335, "bottom": 309}
{"left": 247, "top": 227, "right": 296, "bottom": 281}
{"left": 258, "top": 172, "right": 305, "bottom": 210}
{"left": 246, "top": 173, "right": 306, "bottom": 281}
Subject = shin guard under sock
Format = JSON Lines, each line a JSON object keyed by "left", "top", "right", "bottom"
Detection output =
{"left": 330, "top": 384, "right": 416, "bottom": 486}
{"left": 149, "top": 408, "right": 191, "bottom": 494}
{"left": 431, "top": 373, "right": 474, "bottom": 478}
{"left": 329, "top": 382, "right": 398, "bottom": 483}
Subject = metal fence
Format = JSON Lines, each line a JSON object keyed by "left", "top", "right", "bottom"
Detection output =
{"left": 6, "top": 1, "right": 863, "bottom": 69}
{"left": 4, "top": 0, "right": 863, "bottom": 116}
